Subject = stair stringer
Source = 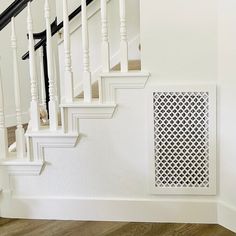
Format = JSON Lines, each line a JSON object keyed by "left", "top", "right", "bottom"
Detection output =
{"left": 61, "top": 72, "right": 150, "bottom": 133}
{"left": 0, "top": 128, "right": 79, "bottom": 176}
{"left": 100, "top": 72, "right": 150, "bottom": 103}
{"left": 26, "top": 128, "right": 79, "bottom": 160}
{"left": 0, "top": 72, "right": 149, "bottom": 176}
{"left": 61, "top": 103, "right": 117, "bottom": 133}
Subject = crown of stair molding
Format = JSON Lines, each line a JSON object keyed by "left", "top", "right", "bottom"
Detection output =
{"left": 25, "top": 127, "right": 79, "bottom": 165}
{"left": 0, "top": 128, "right": 79, "bottom": 176}
{"left": 26, "top": 126, "right": 78, "bottom": 139}
{"left": 61, "top": 102, "right": 117, "bottom": 133}
{"left": 0, "top": 159, "right": 44, "bottom": 176}
{"left": 100, "top": 71, "right": 150, "bottom": 103}
{"left": 61, "top": 102, "right": 117, "bottom": 118}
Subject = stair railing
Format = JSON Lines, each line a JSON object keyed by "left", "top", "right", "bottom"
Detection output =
{"left": 0, "top": 0, "right": 33, "bottom": 31}
{"left": 11, "top": 17, "right": 27, "bottom": 157}
{"left": 27, "top": 3, "right": 41, "bottom": 132}
{"left": 22, "top": 0, "right": 131, "bottom": 105}
{"left": 22, "top": 0, "right": 95, "bottom": 108}
{"left": 0, "top": 0, "right": 132, "bottom": 158}
{"left": 0, "top": 0, "right": 36, "bottom": 159}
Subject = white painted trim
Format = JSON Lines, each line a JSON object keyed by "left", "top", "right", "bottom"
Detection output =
{"left": 0, "top": 193, "right": 217, "bottom": 223}
{"left": 147, "top": 84, "right": 217, "bottom": 195}
{"left": 67, "top": 104, "right": 116, "bottom": 120}
{"left": 25, "top": 126, "right": 78, "bottom": 138}
{"left": 5, "top": 112, "right": 29, "bottom": 128}
{"left": 61, "top": 102, "right": 117, "bottom": 133}
{"left": 25, "top": 127, "right": 79, "bottom": 163}
{"left": 100, "top": 72, "right": 150, "bottom": 103}
{"left": 218, "top": 201, "right": 236, "bottom": 233}
{"left": 0, "top": 159, "right": 44, "bottom": 176}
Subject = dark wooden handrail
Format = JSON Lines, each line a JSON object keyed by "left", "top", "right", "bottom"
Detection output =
{"left": 22, "top": 0, "right": 95, "bottom": 60}
{"left": 0, "top": 0, "right": 33, "bottom": 31}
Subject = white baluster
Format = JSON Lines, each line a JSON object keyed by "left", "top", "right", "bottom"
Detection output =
{"left": 63, "top": 0, "right": 74, "bottom": 103}
{"left": 119, "top": 0, "right": 128, "bottom": 72}
{"left": 45, "top": 0, "right": 58, "bottom": 131}
{"left": 38, "top": 47, "right": 46, "bottom": 108}
{"left": 27, "top": 2, "right": 40, "bottom": 131}
{"left": 53, "top": 52, "right": 59, "bottom": 106}
{"left": 11, "top": 18, "right": 26, "bottom": 158}
{"left": 81, "top": 0, "right": 92, "bottom": 103}
{"left": 101, "top": 0, "right": 110, "bottom": 72}
{"left": 0, "top": 60, "right": 8, "bottom": 160}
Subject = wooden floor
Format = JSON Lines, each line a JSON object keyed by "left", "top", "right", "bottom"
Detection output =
{"left": 0, "top": 219, "right": 235, "bottom": 236}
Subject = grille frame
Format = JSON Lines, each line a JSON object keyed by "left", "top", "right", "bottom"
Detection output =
{"left": 148, "top": 84, "right": 216, "bottom": 195}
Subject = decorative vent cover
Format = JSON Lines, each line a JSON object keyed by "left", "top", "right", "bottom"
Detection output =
{"left": 149, "top": 85, "right": 216, "bottom": 195}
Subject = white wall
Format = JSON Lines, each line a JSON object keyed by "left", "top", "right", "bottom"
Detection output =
{"left": 141, "top": 0, "right": 217, "bottom": 83}
{"left": 140, "top": 0, "right": 236, "bottom": 231}
{"left": 0, "top": 0, "right": 14, "bottom": 12}
{"left": 0, "top": 0, "right": 56, "bottom": 127}
{"left": 218, "top": 0, "right": 236, "bottom": 230}
{"left": 3, "top": 87, "right": 218, "bottom": 224}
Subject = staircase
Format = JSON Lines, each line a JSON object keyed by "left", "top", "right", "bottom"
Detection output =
{"left": 0, "top": 0, "right": 149, "bottom": 175}
{"left": 2, "top": 1, "right": 236, "bottom": 234}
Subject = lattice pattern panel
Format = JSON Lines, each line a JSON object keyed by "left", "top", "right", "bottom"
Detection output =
{"left": 151, "top": 89, "right": 216, "bottom": 195}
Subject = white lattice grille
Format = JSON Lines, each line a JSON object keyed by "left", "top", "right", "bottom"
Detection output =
{"left": 153, "top": 91, "right": 210, "bottom": 190}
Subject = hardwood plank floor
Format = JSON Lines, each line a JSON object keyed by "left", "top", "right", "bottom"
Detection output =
{"left": 0, "top": 219, "right": 235, "bottom": 236}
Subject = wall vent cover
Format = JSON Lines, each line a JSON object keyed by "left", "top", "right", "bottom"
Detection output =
{"left": 148, "top": 85, "right": 216, "bottom": 195}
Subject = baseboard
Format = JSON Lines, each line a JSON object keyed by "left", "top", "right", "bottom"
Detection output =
{"left": 0, "top": 192, "right": 217, "bottom": 223}
{"left": 218, "top": 201, "right": 236, "bottom": 233}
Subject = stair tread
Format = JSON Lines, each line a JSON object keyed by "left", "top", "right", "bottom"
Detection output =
{"left": 111, "top": 60, "right": 141, "bottom": 71}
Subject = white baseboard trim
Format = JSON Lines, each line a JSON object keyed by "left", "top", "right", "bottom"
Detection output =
{"left": 218, "top": 201, "right": 236, "bottom": 233}
{"left": 0, "top": 194, "right": 217, "bottom": 223}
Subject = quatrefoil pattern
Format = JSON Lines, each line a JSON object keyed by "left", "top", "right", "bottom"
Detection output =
{"left": 153, "top": 91, "right": 210, "bottom": 188}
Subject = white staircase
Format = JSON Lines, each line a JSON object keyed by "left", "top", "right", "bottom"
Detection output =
{"left": 1, "top": 1, "right": 236, "bottom": 234}
{"left": 0, "top": 0, "right": 149, "bottom": 176}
